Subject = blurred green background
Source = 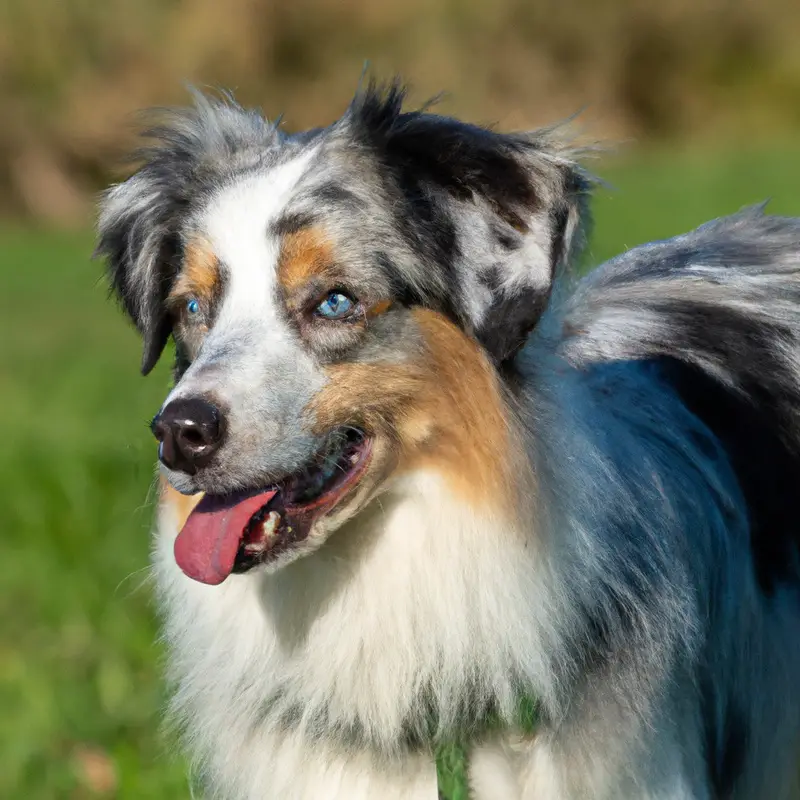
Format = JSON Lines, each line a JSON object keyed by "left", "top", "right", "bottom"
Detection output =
{"left": 3, "top": 1, "right": 800, "bottom": 797}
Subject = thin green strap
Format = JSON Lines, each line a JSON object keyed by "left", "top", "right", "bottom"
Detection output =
{"left": 434, "top": 696, "right": 538, "bottom": 799}
{"left": 435, "top": 740, "right": 471, "bottom": 800}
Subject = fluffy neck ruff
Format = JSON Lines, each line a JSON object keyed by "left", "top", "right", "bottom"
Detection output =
{"left": 155, "top": 460, "right": 557, "bottom": 766}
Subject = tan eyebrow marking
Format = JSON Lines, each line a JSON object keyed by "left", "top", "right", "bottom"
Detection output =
{"left": 277, "top": 227, "right": 337, "bottom": 293}
{"left": 169, "top": 239, "right": 221, "bottom": 305}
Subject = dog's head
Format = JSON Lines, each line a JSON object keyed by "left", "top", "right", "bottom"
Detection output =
{"left": 97, "top": 82, "right": 591, "bottom": 583}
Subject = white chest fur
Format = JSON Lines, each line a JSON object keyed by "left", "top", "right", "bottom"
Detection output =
{"left": 154, "top": 471, "right": 551, "bottom": 799}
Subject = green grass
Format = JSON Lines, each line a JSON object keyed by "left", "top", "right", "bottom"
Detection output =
{"left": 3, "top": 147, "right": 800, "bottom": 799}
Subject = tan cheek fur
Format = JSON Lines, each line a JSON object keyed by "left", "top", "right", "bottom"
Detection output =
{"left": 160, "top": 477, "right": 203, "bottom": 530}
{"left": 307, "top": 308, "right": 524, "bottom": 511}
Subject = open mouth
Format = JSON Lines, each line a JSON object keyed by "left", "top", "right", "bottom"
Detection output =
{"left": 173, "top": 429, "right": 372, "bottom": 585}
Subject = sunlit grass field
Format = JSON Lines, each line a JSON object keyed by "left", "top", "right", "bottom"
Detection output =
{"left": 3, "top": 147, "right": 800, "bottom": 799}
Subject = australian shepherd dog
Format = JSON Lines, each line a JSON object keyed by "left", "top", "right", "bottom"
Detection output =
{"left": 97, "top": 83, "right": 800, "bottom": 799}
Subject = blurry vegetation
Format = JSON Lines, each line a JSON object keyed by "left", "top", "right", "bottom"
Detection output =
{"left": 2, "top": 0, "right": 800, "bottom": 225}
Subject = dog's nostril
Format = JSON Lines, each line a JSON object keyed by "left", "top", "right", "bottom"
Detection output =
{"left": 181, "top": 427, "right": 207, "bottom": 448}
{"left": 151, "top": 418, "right": 168, "bottom": 442}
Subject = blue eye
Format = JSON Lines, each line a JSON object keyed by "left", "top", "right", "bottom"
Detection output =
{"left": 315, "top": 291, "right": 355, "bottom": 320}
{"left": 186, "top": 298, "right": 200, "bottom": 315}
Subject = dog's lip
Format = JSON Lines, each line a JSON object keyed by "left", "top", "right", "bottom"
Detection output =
{"left": 248, "top": 433, "right": 373, "bottom": 523}
{"left": 173, "top": 431, "right": 373, "bottom": 584}
{"left": 283, "top": 435, "right": 373, "bottom": 513}
{"left": 234, "top": 433, "right": 374, "bottom": 570}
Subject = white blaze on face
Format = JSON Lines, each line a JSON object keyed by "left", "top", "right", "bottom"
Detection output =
{"left": 201, "top": 148, "right": 318, "bottom": 342}
{"left": 162, "top": 147, "right": 325, "bottom": 430}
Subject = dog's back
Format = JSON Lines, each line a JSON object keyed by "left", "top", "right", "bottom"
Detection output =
{"left": 506, "top": 207, "right": 800, "bottom": 798}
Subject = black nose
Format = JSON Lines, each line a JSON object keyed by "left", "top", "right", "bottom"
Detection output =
{"left": 151, "top": 397, "right": 226, "bottom": 474}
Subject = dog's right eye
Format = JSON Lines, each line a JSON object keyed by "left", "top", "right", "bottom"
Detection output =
{"left": 187, "top": 298, "right": 200, "bottom": 315}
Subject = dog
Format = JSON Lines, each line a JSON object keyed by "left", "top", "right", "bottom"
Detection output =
{"left": 97, "top": 82, "right": 800, "bottom": 799}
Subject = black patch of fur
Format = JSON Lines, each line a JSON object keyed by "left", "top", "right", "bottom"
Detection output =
{"left": 98, "top": 209, "right": 184, "bottom": 375}
{"left": 394, "top": 169, "right": 459, "bottom": 270}
{"left": 375, "top": 249, "right": 462, "bottom": 326}
{"left": 699, "top": 674, "right": 748, "bottom": 798}
{"left": 548, "top": 203, "right": 571, "bottom": 274}
{"left": 477, "top": 287, "right": 552, "bottom": 365}
{"left": 348, "top": 80, "right": 541, "bottom": 233}
{"left": 645, "top": 297, "right": 800, "bottom": 594}
{"left": 271, "top": 210, "right": 318, "bottom": 237}
{"left": 312, "top": 181, "right": 366, "bottom": 209}
{"left": 475, "top": 268, "right": 551, "bottom": 364}
{"left": 662, "top": 345, "right": 800, "bottom": 594}
{"left": 376, "top": 160, "right": 465, "bottom": 324}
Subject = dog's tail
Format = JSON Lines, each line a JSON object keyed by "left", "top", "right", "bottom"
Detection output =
{"left": 558, "top": 204, "right": 800, "bottom": 593}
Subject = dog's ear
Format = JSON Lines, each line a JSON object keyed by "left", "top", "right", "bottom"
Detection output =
{"left": 96, "top": 168, "right": 183, "bottom": 375}
{"left": 346, "top": 82, "right": 593, "bottom": 363}
{"left": 96, "top": 91, "right": 282, "bottom": 375}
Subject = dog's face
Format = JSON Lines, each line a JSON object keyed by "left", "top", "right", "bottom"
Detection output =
{"left": 97, "top": 84, "right": 590, "bottom": 583}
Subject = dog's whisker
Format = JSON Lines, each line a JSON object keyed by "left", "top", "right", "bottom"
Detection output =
{"left": 113, "top": 565, "right": 155, "bottom": 599}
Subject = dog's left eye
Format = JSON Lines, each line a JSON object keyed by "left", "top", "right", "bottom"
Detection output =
{"left": 315, "top": 292, "right": 355, "bottom": 320}
{"left": 186, "top": 298, "right": 200, "bottom": 315}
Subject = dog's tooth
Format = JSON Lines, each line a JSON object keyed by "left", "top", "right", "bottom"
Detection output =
{"left": 261, "top": 510, "right": 282, "bottom": 541}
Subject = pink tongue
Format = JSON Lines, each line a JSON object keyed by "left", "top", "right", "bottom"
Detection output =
{"left": 174, "top": 489, "right": 278, "bottom": 585}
